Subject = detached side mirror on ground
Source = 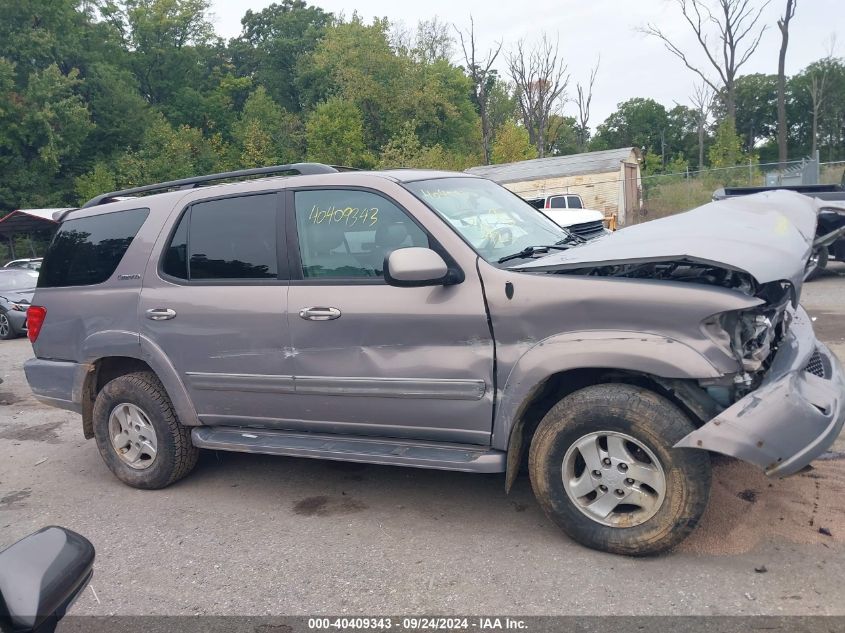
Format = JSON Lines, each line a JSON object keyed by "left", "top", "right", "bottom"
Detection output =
{"left": 384, "top": 247, "right": 451, "bottom": 287}
{"left": 0, "top": 526, "right": 94, "bottom": 633}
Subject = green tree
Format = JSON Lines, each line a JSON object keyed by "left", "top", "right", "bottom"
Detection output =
{"left": 545, "top": 114, "right": 579, "bottom": 156}
{"left": 305, "top": 97, "right": 372, "bottom": 167}
{"left": 101, "top": 0, "right": 216, "bottom": 107}
{"left": 0, "top": 61, "right": 94, "bottom": 210}
{"left": 231, "top": 1, "right": 331, "bottom": 112}
{"left": 232, "top": 86, "right": 304, "bottom": 166}
{"left": 491, "top": 121, "right": 536, "bottom": 164}
{"left": 715, "top": 73, "right": 778, "bottom": 155}
{"left": 591, "top": 98, "right": 669, "bottom": 158}
{"left": 708, "top": 117, "right": 748, "bottom": 168}
{"left": 378, "top": 122, "right": 445, "bottom": 169}
{"left": 75, "top": 114, "right": 232, "bottom": 202}
{"left": 789, "top": 57, "right": 845, "bottom": 161}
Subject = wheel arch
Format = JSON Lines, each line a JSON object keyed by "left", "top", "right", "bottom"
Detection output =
{"left": 80, "top": 335, "right": 199, "bottom": 438}
{"left": 496, "top": 334, "right": 727, "bottom": 492}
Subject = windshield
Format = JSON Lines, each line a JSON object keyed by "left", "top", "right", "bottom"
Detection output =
{"left": 0, "top": 269, "right": 38, "bottom": 291}
{"left": 405, "top": 178, "right": 569, "bottom": 264}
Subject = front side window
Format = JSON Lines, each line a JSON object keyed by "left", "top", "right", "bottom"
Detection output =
{"left": 163, "top": 194, "right": 278, "bottom": 281}
{"left": 567, "top": 196, "right": 583, "bottom": 209}
{"left": 39, "top": 208, "right": 149, "bottom": 288}
{"left": 294, "top": 189, "right": 428, "bottom": 279}
{"left": 406, "top": 178, "right": 568, "bottom": 264}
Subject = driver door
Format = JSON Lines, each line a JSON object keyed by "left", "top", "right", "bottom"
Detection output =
{"left": 282, "top": 187, "right": 495, "bottom": 445}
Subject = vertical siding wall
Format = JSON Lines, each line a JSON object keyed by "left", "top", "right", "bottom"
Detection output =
{"left": 503, "top": 170, "right": 623, "bottom": 213}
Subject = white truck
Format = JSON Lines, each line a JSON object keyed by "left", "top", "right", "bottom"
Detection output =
{"left": 524, "top": 193, "right": 607, "bottom": 239}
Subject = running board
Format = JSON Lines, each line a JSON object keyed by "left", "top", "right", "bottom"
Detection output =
{"left": 191, "top": 427, "right": 506, "bottom": 473}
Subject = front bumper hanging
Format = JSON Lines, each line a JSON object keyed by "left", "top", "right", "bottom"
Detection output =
{"left": 675, "top": 306, "right": 845, "bottom": 477}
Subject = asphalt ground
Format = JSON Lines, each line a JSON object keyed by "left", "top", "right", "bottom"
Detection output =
{"left": 1, "top": 265, "right": 844, "bottom": 617}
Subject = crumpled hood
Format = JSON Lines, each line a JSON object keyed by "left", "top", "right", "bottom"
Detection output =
{"left": 514, "top": 190, "right": 819, "bottom": 297}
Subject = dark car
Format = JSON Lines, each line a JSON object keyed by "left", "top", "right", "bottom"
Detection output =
{"left": 0, "top": 268, "right": 38, "bottom": 339}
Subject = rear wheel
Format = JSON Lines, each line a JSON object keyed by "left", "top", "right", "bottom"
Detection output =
{"left": 0, "top": 309, "right": 16, "bottom": 340}
{"left": 528, "top": 383, "right": 711, "bottom": 556}
{"left": 92, "top": 371, "right": 198, "bottom": 489}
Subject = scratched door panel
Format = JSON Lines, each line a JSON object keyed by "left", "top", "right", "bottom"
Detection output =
{"left": 284, "top": 187, "right": 494, "bottom": 445}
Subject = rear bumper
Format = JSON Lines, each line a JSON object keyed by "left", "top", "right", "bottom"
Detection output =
{"left": 676, "top": 306, "right": 845, "bottom": 477}
{"left": 23, "top": 358, "right": 87, "bottom": 413}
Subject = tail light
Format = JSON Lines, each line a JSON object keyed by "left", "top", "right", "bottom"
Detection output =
{"left": 26, "top": 306, "right": 46, "bottom": 343}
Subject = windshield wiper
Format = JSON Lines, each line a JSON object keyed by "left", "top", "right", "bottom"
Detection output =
{"left": 497, "top": 244, "right": 572, "bottom": 264}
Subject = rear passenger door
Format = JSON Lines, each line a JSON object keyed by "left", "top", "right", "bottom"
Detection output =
{"left": 140, "top": 192, "right": 293, "bottom": 426}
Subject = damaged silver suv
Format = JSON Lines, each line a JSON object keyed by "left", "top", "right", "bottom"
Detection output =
{"left": 24, "top": 164, "right": 845, "bottom": 555}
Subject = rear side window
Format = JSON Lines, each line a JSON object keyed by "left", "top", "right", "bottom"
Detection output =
{"left": 162, "top": 193, "right": 279, "bottom": 281}
{"left": 38, "top": 208, "right": 149, "bottom": 288}
{"left": 549, "top": 196, "right": 567, "bottom": 208}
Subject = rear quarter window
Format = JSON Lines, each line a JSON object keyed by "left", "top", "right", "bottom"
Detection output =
{"left": 38, "top": 208, "right": 149, "bottom": 288}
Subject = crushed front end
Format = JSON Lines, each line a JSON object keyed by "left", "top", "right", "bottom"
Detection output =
{"left": 676, "top": 304, "right": 844, "bottom": 476}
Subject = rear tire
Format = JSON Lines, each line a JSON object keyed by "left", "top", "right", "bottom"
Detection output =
{"left": 0, "top": 309, "right": 16, "bottom": 340}
{"left": 528, "top": 383, "right": 711, "bottom": 556}
{"left": 92, "top": 371, "right": 198, "bottom": 489}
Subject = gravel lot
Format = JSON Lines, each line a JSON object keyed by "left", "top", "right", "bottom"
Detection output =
{"left": 2, "top": 266, "right": 845, "bottom": 616}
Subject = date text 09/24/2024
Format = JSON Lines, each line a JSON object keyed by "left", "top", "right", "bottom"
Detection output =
{"left": 307, "top": 618, "right": 528, "bottom": 630}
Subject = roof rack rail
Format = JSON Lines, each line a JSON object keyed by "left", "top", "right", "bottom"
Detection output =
{"left": 80, "top": 163, "right": 340, "bottom": 208}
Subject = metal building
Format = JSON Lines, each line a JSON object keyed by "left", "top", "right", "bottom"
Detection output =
{"left": 466, "top": 147, "right": 642, "bottom": 226}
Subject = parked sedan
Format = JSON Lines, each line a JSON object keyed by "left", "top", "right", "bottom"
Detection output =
{"left": 4, "top": 257, "right": 43, "bottom": 271}
{"left": 0, "top": 268, "right": 38, "bottom": 339}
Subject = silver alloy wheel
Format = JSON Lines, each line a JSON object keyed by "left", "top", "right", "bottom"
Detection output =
{"left": 562, "top": 431, "right": 667, "bottom": 527}
{"left": 108, "top": 403, "right": 158, "bottom": 470}
{"left": 0, "top": 313, "right": 9, "bottom": 338}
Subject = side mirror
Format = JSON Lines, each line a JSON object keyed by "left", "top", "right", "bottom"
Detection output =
{"left": 0, "top": 527, "right": 95, "bottom": 633}
{"left": 384, "top": 247, "right": 452, "bottom": 287}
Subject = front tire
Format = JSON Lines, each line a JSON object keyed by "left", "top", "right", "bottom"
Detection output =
{"left": 528, "top": 383, "right": 711, "bottom": 556}
{"left": 93, "top": 371, "right": 198, "bottom": 489}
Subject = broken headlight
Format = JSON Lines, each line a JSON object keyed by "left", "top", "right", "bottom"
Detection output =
{"left": 702, "top": 287, "right": 792, "bottom": 375}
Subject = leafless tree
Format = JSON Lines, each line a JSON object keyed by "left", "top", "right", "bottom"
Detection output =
{"left": 808, "top": 73, "right": 828, "bottom": 158}
{"left": 643, "top": 0, "right": 770, "bottom": 121}
{"left": 415, "top": 16, "right": 454, "bottom": 63}
{"left": 506, "top": 34, "right": 569, "bottom": 158}
{"left": 455, "top": 17, "right": 502, "bottom": 165}
{"left": 574, "top": 57, "right": 600, "bottom": 153}
{"left": 777, "top": 0, "right": 796, "bottom": 168}
{"left": 690, "top": 82, "right": 715, "bottom": 169}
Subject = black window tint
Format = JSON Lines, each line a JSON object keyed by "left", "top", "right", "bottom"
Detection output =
{"left": 163, "top": 210, "right": 189, "bottom": 279}
{"left": 294, "top": 190, "right": 429, "bottom": 279}
{"left": 185, "top": 194, "right": 278, "bottom": 280}
{"left": 549, "top": 196, "right": 567, "bottom": 208}
{"left": 39, "top": 208, "right": 149, "bottom": 288}
{"left": 567, "top": 196, "right": 583, "bottom": 209}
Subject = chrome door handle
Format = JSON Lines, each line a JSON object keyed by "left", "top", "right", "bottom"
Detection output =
{"left": 146, "top": 308, "right": 177, "bottom": 321}
{"left": 299, "top": 306, "right": 341, "bottom": 321}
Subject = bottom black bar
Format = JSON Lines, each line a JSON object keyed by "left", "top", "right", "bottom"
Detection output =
{"left": 55, "top": 616, "right": 845, "bottom": 633}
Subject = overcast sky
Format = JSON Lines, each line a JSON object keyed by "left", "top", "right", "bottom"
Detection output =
{"left": 210, "top": 0, "right": 840, "bottom": 126}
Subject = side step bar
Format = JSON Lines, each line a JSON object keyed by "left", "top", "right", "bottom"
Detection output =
{"left": 191, "top": 427, "right": 506, "bottom": 473}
